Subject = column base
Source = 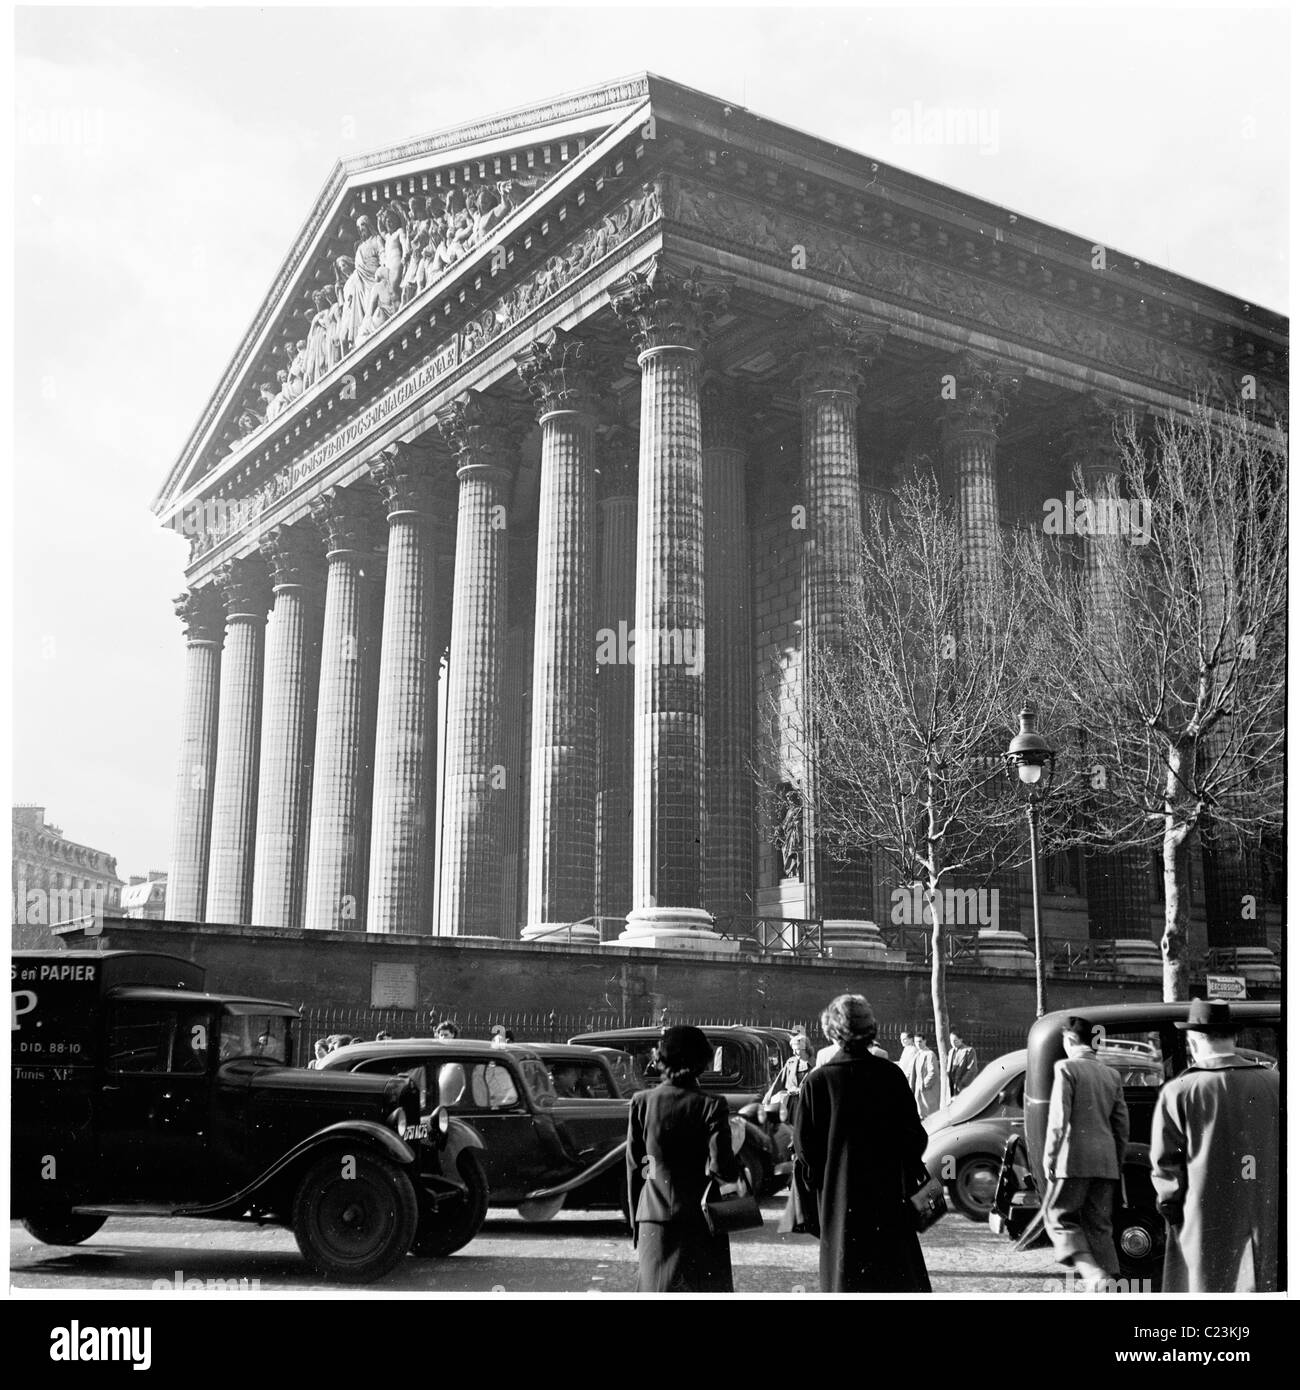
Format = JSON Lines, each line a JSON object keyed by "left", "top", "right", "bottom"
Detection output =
{"left": 822, "top": 919, "right": 898, "bottom": 962}
{"left": 976, "top": 928, "right": 1037, "bottom": 971}
{"left": 617, "top": 907, "right": 739, "bottom": 952}
{"left": 1109, "top": 937, "right": 1164, "bottom": 979}
{"left": 520, "top": 922, "right": 600, "bottom": 946}
{"left": 1228, "top": 946, "right": 1281, "bottom": 984}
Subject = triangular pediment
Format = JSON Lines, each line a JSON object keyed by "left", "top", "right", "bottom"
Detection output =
{"left": 155, "top": 75, "right": 653, "bottom": 515}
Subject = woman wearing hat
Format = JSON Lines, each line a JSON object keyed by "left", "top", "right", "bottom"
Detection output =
{"left": 625, "top": 1025, "right": 743, "bottom": 1292}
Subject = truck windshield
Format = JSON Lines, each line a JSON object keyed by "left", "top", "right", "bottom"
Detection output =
{"left": 219, "top": 1012, "right": 295, "bottom": 1064}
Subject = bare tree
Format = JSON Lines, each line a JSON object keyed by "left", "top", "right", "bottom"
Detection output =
{"left": 779, "top": 473, "right": 1059, "bottom": 1101}
{"left": 1028, "top": 403, "right": 1286, "bottom": 999}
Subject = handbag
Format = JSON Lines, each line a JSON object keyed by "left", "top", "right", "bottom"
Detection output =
{"left": 904, "top": 1164, "right": 946, "bottom": 1232}
{"left": 701, "top": 1174, "right": 764, "bottom": 1237}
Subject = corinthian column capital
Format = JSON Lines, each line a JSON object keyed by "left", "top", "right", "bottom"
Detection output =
{"left": 262, "top": 524, "right": 325, "bottom": 592}
{"left": 1059, "top": 393, "right": 1131, "bottom": 482}
{"left": 940, "top": 354, "right": 1020, "bottom": 437}
{"left": 309, "top": 486, "right": 385, "bottom": 556}
{"left": 436, "top": 391, "right": 518, "bottom": 481}
{"left": 369, "top": 442, "right": 443, "bottom": 517}
{"left": 791, "top": 311, "right": 887, "bottom": 403}
{"left": 610, "top": 256, "right": 732, "bottom": 356}
{"left": 213, "top": 556, "right": 272, "bottom": 621}
{"left": 174, "top": 585, "right": 225, "bottom": 644}
{"left": 516, "top": 327, "right": 598, "bottom": 420}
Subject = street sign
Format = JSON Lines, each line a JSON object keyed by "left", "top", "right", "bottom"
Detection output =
{"left": 1205, "top": 974, "right": 1248, "bottom": 1000}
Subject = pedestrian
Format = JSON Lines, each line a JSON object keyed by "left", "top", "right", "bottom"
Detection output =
{"left": 309, "top": 1038, "right": 329, "bottom": 1069}
{"left": 626, "top": 1024, "right": 742, "bottom": 1292}
{"left": 433, "top": 1020, "right": 459, "bottom": 1040}
{"left": 1041, "top": 1015, "right": 1129, "bottom": 1290}
{"left": 761, "top": 1030, "right": 814, "bottom": 1122}
{"left": 896, "top": 1030, "right": 916, "bottom": 1073}
{"left": 489, "top": 1024, "right": 514, "bottom": 1046}
{"left": 947, "top": 1030, "right": 980, "bottom": 1096}
{"left": 906, "top": 1032, "right": 940, "bottom": 1117}
{"left": 793, "top": 994, "right": 931, "bottom": 1292}
{"left": 815, "top": 1008, "right": 838, "bottom": 1065}
{"left": 1150, "top": 1000, "right": 1280, "bottom": 1292}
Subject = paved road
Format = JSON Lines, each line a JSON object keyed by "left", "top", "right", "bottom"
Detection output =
{"left": 11, "top": 1199, "right": 1062, "bottom": 1294}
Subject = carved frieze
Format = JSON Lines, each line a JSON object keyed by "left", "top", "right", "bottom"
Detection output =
{"left": 668, "top": 176, "right": 1269, "bottom": 408}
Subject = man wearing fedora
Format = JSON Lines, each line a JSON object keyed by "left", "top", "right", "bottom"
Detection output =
{"left": 1042, "top": 1015, "right": 1130, "bottom": 1290}
{"left": 1150, "top": 999, "right": 1281, "bottom": 1292}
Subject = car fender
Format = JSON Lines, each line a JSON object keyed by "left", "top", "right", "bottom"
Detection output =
{"left": 924, "top": 1118, "right": 1019, "bottom": 1175}
{"left": 175, "top": 1120, "right": 416, "bottom": 1218}
{"left": 734, "top": 1116, "right": 772, "bottom": 1157}
{"left": 442, "top": 1116, "right": 485, "bottom": 1166}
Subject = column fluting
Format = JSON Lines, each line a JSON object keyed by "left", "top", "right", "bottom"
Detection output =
{"left": 436, "top": 392, "right": 516, "bottom": 937}
{"left": 302, "top": 490, "right": 385, "bottom": 931}
{"left": 516, "top": 328, "right": 598, "bottom": 941}
{"left": 366, "top": 446, "right": 445, "bottom": 935}
{"left": 164, "top": 586, "right": 224, "bottom": 921}
{"left": 204, "top": 557, "right": 272, "bottom": 923}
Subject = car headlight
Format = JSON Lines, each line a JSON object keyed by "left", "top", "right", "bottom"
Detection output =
{"left": 387, "top": 1107, "right": 408, "bottom": 1139}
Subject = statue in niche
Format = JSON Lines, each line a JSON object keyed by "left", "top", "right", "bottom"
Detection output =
{"left": 773, "top": 781, "right": 805, "bottom": 881}
{"left": 333, "top": 255, "right": 358, "bottom": 357}
{"left": 284, "top": 339, "right": 308, "bottom": 402}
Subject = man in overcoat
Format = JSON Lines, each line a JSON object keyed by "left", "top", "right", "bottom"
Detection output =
{"left": 1150, "top": 1000, "right": 1280, "bottom": 1292}
{"left": 794, "top": 995, "right": 931, "bottom": 1292}
{"left": 907, "top": 1033, "right": 941, "bottom": 1116}
{"left": 1041, "top": 1015, "right": 1129, "bottom": 1289}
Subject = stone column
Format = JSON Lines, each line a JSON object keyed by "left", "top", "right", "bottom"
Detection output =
{"left": 792, "top": 313, "right": 886, "bottom": 958}
{"left": 250, "top": 526, "right": 324, "bottom": 929}
{"left": 610, "top": 258, "right": 735, "bottom": 950}
{"left": 164, "top": 586, "right": 224, "bottom": 921}
{"left": 516, "top": 328, "right": 598, "bottom": 943}
{"left": 436, "top": 392, "right": 516, "bottom": 937}
{"left": 1062, "top": 399, "right": 1161, "bottom": 978}
{"left": 594, "top": 425, "right": 638, "bottom": 926}
{"left": 941, "top": 356, "right": 1029, "bottom": 966}
{"left": 701, "top": 379, "right": 755, "bottom": 927}
{"left": 302, "top": 490, "right": 385, "bottom": 931}
{"left": 205, "top": 557, "right": 272, "bottom": 924}
{"left": 365, "top": 445, "right": 444, "bottom": 936}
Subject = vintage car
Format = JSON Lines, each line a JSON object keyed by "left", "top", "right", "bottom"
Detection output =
{"left": 568, "top": 1024, "right": 787, "bottom": 1192}
{"left": 988, "top": 1001, "right": 1281, "bottom": 1286}
{"left": 923, "top": 1045, "right": 1163, "bottom": 1220}
{"left": 321, "top": 1038, "right": 632, "bottom": 1221}
{"left": 11, "top": 951, "right": 487, "bottom": 1282}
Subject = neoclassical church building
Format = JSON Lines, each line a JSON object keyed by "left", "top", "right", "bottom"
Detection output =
{"left": 154, "top": 74, "right": 1284, "bottom": 977}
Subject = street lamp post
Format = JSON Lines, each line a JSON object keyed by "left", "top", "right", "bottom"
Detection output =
{"left": 1005, "top": 702, "right": 1056, "bottom": 1018}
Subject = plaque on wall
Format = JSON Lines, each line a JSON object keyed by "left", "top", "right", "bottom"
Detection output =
{"left": 370, "top": 961, "right": 417, "bottom": 1010}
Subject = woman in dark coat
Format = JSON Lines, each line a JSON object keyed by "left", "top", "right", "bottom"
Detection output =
{"left": 794, "top": 994, "right": 932, "bottom": 1292}
{"left": 626, "top": 1025, "right": 742, "bottom": 1292}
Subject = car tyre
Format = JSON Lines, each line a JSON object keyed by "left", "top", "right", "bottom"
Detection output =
{"left": 292, "top": 1149, "right": 419, "bottom": 1283}
{"left": 22, "top": 1211, "right": 107, "bottom": 1246}
{"left": 411, "top": 1151, "right": 488, "bottom": 1258}
{"left": 950, "top": 1155, "right": 1002, "bottom": 1221}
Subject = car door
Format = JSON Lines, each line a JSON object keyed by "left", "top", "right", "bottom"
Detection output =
{"left": 96, "top": 1000, "right": 217, "bottom": 1202}
{"left": 433, "top": 1056, "right": 556, "bottom": 1200}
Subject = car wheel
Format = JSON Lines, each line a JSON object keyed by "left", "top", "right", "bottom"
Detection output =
{"left": 292, "top": 1149, "right": 419, "bottom": 1283}
{"left": 22, "top": 1211, "right": 107, "bottom": 1246}
{"left": 411, "top": 1151, "right": 488, "bottom": 1258}
{"left": 1115, "top": 1208, "right": 1164, "bottom": 1287}
{"left": 950, "top": 1155, "right": 1001, "bottom": 1221}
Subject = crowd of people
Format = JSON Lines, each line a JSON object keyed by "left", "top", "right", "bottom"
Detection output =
{"left": 624, "top": 997, "right": 1280, "bottom": 1296}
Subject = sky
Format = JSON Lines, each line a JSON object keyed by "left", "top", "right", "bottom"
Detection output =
{"left": 9, "top": 1, "right": 1290, "bottom": 881}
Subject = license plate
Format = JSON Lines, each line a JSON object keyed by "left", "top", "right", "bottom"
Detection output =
{"left": 407, "top": 1122, "right": 430, "bottom": 1142}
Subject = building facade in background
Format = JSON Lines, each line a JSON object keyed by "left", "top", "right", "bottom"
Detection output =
{"left": 11, "top": 805, "right": 123, "bottom": 924}
{"left": 120, "top": 871, "right": 169, "bottom": 920}
{"left": 151, "top": 76, "right": 1284, "bottom": 980}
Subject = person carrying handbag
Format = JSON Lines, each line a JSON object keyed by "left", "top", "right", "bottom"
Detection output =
{"left": 626, "top": 1025, "right": 743, "bottom": 1292}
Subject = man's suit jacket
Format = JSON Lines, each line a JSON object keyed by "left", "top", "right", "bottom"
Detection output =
{"left": 626, "top": 1080, "right": 738, "bottom": 1225}
{"left": 1043, "top": 1051, "right": 1130, "bottom": 1179}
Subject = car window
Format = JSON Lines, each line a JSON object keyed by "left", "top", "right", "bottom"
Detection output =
{"left": 549, "top": 1059, "right": 618, "bottom": 1099}
{"left": 701, "top": 1041, "right": 745, "bottom": 1086}
{"left": 218, "top": 1012, "right": 293, "bottom": 1064}
{"left": 107, "top": 1004, "right": 215, "bottom": 1074}
{"left": 354, "top": 1055, "right": 432, "bottom": 1107}
{"left": 1234, "top": 1025, "right": 1280, "bottom": 1064}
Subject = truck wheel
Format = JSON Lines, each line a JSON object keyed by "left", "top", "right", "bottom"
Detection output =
{"left": 950, "top": 1155, "right": 1001, "bottom": 1221}
{"left": 411, "top": 1151, "right": 488, "bottom": 1258}
{"left": 292, "top": 1150, "right": 418, "bottom": 1283}
{"left": 22, "top": 1211, "right": 106, "bottom": 1246}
